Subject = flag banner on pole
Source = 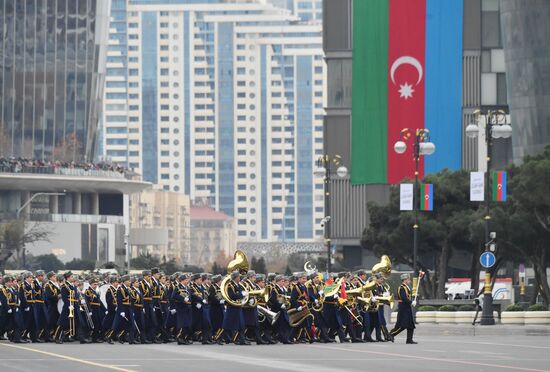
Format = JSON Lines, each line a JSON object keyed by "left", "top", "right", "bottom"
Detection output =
{"left": 419, "top": 183, "right": 433, "bottom": 211}
{"left": 470, "top": 171, "right": 485, "bottom": 201}
{"left": 400, "top": 183, "right": 414, "bottom": 211}
{"left": 351, "top": 0, "right": 463, "bottom": 185}
{"left": 492, "top": 171, "right": 507, "bottom": 202}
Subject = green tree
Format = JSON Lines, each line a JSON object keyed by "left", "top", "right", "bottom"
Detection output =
{"left": 160, "top": 259, "right": 180, "bottom": 275}
{"left": 130, "top": 254, "right": 161, "bottom": 269}
{"left": 32, "top": 254, "right": 64, "bottom": 272}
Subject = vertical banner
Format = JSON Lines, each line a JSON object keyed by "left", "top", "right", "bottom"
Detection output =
{"left": 492, "top": 171, "right": 507, "bottom": 202}
{"left": 400, "top": 183, "right": 414, "bottom": 211}
{"left": 419, "top": 183, "right": 433, "bottom": 211}
{"left": 470, "top": 172, "right": 485, "bottom": 201}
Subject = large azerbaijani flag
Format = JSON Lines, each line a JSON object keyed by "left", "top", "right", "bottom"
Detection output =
{"left": 351, "top": 0, "right": 463, "bottom": 184}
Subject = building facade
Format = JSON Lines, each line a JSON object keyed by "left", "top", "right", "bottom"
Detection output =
{"left": 102, "top": 0, "right": 325, "bottom": 242}
{"left": 0, "top": 0, "right": 110, "bottom": 161}
{"left": 190, "top": 206, "right": 236, "bottom": 269}
{"left": 129, "top": 187, "right": 190, "bottom": 264}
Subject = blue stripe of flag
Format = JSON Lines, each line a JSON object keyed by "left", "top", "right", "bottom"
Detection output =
{"left": 501, "top": 171, "right": 507, "bottom": 201}
{"left": 424, "top": 0, "right": 463, "bottom": 174}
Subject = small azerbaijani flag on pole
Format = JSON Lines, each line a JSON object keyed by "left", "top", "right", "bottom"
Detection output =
{"left": 419, "top": 183, "right": 433, "bottom": 211}
{"left": 492, "top": 171, "right": 507, "bottom": 202}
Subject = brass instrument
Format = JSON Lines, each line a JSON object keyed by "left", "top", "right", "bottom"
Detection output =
{"left": 220, "top": 250, "right": 250, "bottom": 307}
{"left": 358, "top": 255, "right": 394, "bottom": 312}
{"left": 68, "top": 287, "right": 75, "bottom": 337}
{"left": 258, "top": 305, "right": 280, "bottom": 326}
{"left": 247, "top": 286, "right": 270, "bottom": 307}
{"left": 306, "top": 281, "right": 325, "bottom": 312}
{"left": 372, "top": 255, "right": 392, "bottom": 278}
{"left": 288, "top": 306, "right": 314, "bottom": 327}
{"left": 79, "top": 289, "right": 95, "bottom": 330}
{"left": 277, "top": 294, "right": 291, "bottom": 308}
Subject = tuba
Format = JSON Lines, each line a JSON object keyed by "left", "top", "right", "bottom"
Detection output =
{"left": 288, "top": 306, "right": 314, "bottom": 327}
{"left": 220, "top": 250, "right": 250, "bottom": 307}
{"left": 372, "top": 255, "right": 392, "bottom": 278}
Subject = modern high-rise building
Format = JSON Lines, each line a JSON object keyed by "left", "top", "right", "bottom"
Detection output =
{"left": 102, "top": 0, "right": 325, "bottom": 242}
{"left": 0, "top": 0, "right": 110, "bottom": 161}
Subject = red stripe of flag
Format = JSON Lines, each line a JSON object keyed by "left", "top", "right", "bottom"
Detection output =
{"left": 387, "top": 0, "right": 426, "bottom": 184}
{"left": 497, "top": 171, "right": 504, "bottom": 201}
{"left": 423, "top": 184, "right": 430, "bottom": 210}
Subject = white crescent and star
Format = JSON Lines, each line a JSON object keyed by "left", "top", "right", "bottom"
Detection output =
{"left": 390, "top": 56, "right": 423, "bottom": 100}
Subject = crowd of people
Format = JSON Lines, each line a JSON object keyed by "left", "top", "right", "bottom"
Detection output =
{"left": 0, "top": 267, "right": 417, "bottom": 346}
{"left": 0, "top": 157, "right": 125, "bottom": 174}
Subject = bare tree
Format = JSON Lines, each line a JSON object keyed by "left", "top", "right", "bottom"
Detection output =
{"left": 0, "top": 220, "right": 52, "bottom": 273}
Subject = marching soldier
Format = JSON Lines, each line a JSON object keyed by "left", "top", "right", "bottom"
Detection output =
{"left": 32, "top": 270, "right": 48, "bottom": 342}
{"left": 200, "top": 273, "right": 213, "bottom": 344}
{"left": 2, "top": 276, "right": 26, "bottom": 343}
{"left": 307, "top": 272, "right": 333, "bottom": 343}
{"left": 165, "top": 272, "right": 179, "bottom": 336}
{"left": 209, "top": 274, "right": 225, "bottom": 343}
{"left": 390, "top": 273, "right": 417, "bottom": 344}
{"left": 84, "top": 278, "right": 104, "bottom": 342}
{"left": 54, "top": 272, "right": 78, "bottom": 343}
{"left": 322, "top": 273, "right": 348, "bottom": 343}
{"left": 290, "top": 272, "right": 312, "bottom": 343}
{"left": 172, "top": 273, "right": 193, "bottom": 345}
{"left": 242, "top": 270, "right": 265, "bottom": 344}
{"left": 255, "top": 274, "right": 276, "bottom": 344}
{"left": 130, "top": 276, "right": 148, "bottom": 344}
{"left": 151, "top": 267, "right": 167, "bottom": 342}
{"left": 268, "top": 275, "right": 291, "bottom": 344}
{"left": 159, "top": 274, "right": 171, "bottom": 335}
{"left": 107, "top": 275, "right": 132, "bottom": 344}
{"left": 220, "top": 271, "right": 249, "bottom": 345}
{"left": 19, "top": 272, "right": 36, "bottom": 342}
{"left": 0, "top": 276, "right": 6, "bottom": 340}
{"left": 44, "top": 272, "right": 61, "bottom": 342}
{"left": 102, "top": 276, "right": 119, "bottom": 341}
{"left": 139, "top": 270, "right": 157, "bottom": 343}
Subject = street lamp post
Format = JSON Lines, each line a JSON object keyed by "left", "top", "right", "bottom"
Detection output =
{"left": 314, "top": 155, "right": 348, "bottom": 273}
{"left": 394, "top": 129, "right": 435, "bottom": 290}
{"left": 16, "top": 191, "right": 66, "bottom": 268}
{"left": 466, "top": 109, "right": 511, "bottom": 325}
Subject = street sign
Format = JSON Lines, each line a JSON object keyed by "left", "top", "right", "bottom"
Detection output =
{"left": 480, "top": 251, "right": 496, "bottom": 268}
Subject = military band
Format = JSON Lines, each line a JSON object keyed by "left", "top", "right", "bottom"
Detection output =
{"left": 0, "top": 254, "right": 417, "bottom": 346}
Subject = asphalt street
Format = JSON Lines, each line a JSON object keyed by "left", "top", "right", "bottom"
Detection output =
{"left": 1, "top": 325, "right": 549, "bottom": 372}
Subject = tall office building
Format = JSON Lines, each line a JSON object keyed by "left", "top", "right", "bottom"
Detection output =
{"left": 0, "top": 0, "right": 110, "bottom": 161}
{"left": 102, "top": 0, "right": 325, "bottom": 242}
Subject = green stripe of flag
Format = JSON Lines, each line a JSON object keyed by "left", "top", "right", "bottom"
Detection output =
{"left": 351, "top": 0, "right": 389, "bottom": 184}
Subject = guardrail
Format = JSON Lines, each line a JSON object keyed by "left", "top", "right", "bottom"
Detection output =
{"left": 0, "top": 165, "right": 126, "bottom": 179}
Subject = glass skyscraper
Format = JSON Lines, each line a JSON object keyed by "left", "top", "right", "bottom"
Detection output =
{"left": 102, "top": 0, "right": 325, "bottom": 242}
{"left": 0, "top": 0, "right": 110, "bottom": 161}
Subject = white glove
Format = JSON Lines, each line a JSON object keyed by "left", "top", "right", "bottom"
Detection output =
{"left": 318, "top": 290, "right": 324, "bottom": 296}
{"left": 202, "top": 299, "right": 208, "bottom": 304}
{"left": 105, "top": 311, "right": 108, "bottom": 315}
{"left": 241, "top": 290, "right": 249, "bottom": 297}
{"left": 15, "top": 308, "right": 19, "bottom": 312}
{"left": 120, "top": 312, "right": 125, "bottom": 318}
{"left": 383, "top": 292, "right": 390, "bottom": 297}
{"left": 24, "top": 307, "right": 30, "bottom": 312}
{"left": 412, "top": 300, "right": 417, "bottom": 307}
{"left": 334, "top": 294, "right": 339, "bottom": 299}
{"left": 81, "top": 299, "right": 86, "bottom": 305}
{"left": 7, "top": 309, "right": 12, "bottom": 314}
{"left": 196, "top": 303, "right": 202, "bottom": 309}
{"left": 281, "top": 304, "right": 286, "bottom": 310}
{"left": 370, "top": 297, "right": 377, "bottom": 304}
{"left": 69, "top": 305, "right": 74, "bottom": 310}
{"left": 184, "top": 297, "right": 190, "bottom": 302}
{"left": 314, "top": 299, "right": 319, "bottom": 305}
{"left": 297, "top": 306, "right": 303, "bottom": 311}
{"left": 143, "top": 309, "right": 146, "bottom": 313}
{"left": 248, "top": 299, "right": 255, "bottom": 306}
{"left": 219, "top": 299, "right": 225, "bottom": 305}
{"left": 88, "top": 312, "right": 92, "bottom": 316}
{"left": 170, "top": 309, "right": 176, "bottom": 315}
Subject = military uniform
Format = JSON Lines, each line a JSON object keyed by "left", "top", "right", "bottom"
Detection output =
{"left": 221, "top": 276, "right": 247, "bottom": 345}
{"left": 268, "top": 280, "right": 291, "bottom": 344}
{"left": 209, "top": 278, "right": 225, "bottom": 341}
{"left": 84, "top": 285, "right": 103, "bottom": 342}
{"left": 32, "top": 276, "right": 47, "bottom": 341}
{"left": 171, "top": 276, "right": 192, "bottom": 344}
{"left": 390, "top": 278, "right": 416, "bottom": 344}
{"left": 55, "top": 278, "right": 78, "bottom": 343}
{"left": 290, "top": 280, "right": 312, "bottom": 342}
{"left": 44, "top": 278, "right": 60, "bottom": 340}
{"left": 19, "top": 278, "right": 35, "bottom": 341}
{"left": 102, "top": 282, "right": 118, "bottom": 339}
{"left": 139, "top": 275, "right": 156, "bottom": 342}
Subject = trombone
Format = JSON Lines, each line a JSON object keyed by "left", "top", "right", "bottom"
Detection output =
{"left": 68, "top": 288, "right": 75, "bottom": 337}
{"left": 79, "top": 289, "right": 95, "bottom": 330}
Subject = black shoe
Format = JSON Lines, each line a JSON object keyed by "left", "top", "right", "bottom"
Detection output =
{"left": 153, "top": 338, "right": 162, "bottom": 344}
{"left": 202, "top": 340, "right": 214, "bottom": 345}
{"left": 107, "top": 338, "right": 114, "bottom": 344}
{"left": 216, "top": 339, "right": 224, "bottom": 345}
{"left": 406, "top": 340, "right": 418, "bottom": 344}
{"left": 352, "top": 338, "right": 366, "bottom": 343}
{"left": 142, "top": 340, "right": 152, "bottom": 344}
{"left": 55, "top": 339, "right": 63, "bottom": 344}
{"left": 339, "top": 337, "right": 351, "bottom": 343}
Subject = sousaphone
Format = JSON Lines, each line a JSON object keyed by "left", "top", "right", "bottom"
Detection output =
{"left": 220, "top": 250, "right": 250, "bottom": 307}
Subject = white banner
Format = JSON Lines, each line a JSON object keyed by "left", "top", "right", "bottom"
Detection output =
{"left": 400, "top": 183, "right": 414, "bottom": 211}
{"left": 470, "top": 172, "right": 485, "bottom": 201}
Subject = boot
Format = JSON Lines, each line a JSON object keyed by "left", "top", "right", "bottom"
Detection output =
{"left": 406, "top": 328, "right": 417, "bottom": 344}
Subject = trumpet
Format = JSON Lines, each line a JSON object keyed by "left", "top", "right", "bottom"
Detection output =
{"left": 277, "top": 294, "right": 291, "bottom": 308}
{"left": 68, "top": 288, "right": 75, "bottom": 337}
{"left": 247, "top": 286, "right": 269, "bottom": 307}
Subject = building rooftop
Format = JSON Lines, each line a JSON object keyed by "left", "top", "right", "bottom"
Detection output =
{"left": 190, "top": 207, "right": 233, "bottom": 221}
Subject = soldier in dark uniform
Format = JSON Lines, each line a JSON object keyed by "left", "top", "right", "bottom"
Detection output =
{"left": 242, "top": 270, "right": 266, "bottom": 344}
{"left": 172, "top": 273, "right": 193, "bottom": 345}
{"left": 189, "top": 273, "right": 204, "bottom": 341}
{"left": 255, "top": 274, "right": 276, "bottom": 344}
{"left": 268, "top": 275, "right": 291, "bottom": 344}
{"left": 84, "top": 278, "right": 104, "bottom": 342}
{"left": 307, "top": 272, "right": 333, "bottom": 343}
{"left": 102, "top": 276, "right": 119, "bottom": 341}
{"left": 366, "top": 273, "right": 384, "bottom": 342}
{"left": 32, "top": 270, "right": 48, "bottom": 341}
{"left": 209, "top": 274, "right": 225, "bottom": 343}
{"left": 322, "top": 274, "right": 348, "bottom": 343}
{"left": 2, "top": 276, "right": 26, "bottom": 343}
{"left": 290, "top": 272, "right": 312, "bottom": 343}
{"left": 0, "top": 276, "right": 7, "bottom": 339}
{"left": 139, "top": 270, "right": 156, "bottom": 343}
{"left": 19, "top": 272, "right": 35, "bottom": 342}
{"left": 390, "top": 273, "right": 417, "bottom": 344}
{"left": 200, "top": 273, "right": 213, "bottom": 344}
{"left": 130, "top": 276, "right": 148, "bottom": 344}
{"left": 54, "top": 272, "right": 78, "bottom": 343}
{"left": 165, "top": 272, "right": 179, "bottom": 336}
{"left": 221, "top": 271, "right": 248, "bottom": 345}
{"left": 151, "top": 267, "right": 167, "bottom": 342}
{"left": 44, "top": 272, "right": 61, "bottom": 342}
{"left": 107, "top": 275, "right": 132, "bottom": 344}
